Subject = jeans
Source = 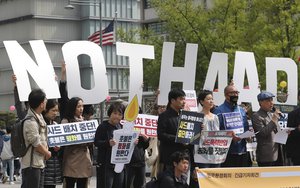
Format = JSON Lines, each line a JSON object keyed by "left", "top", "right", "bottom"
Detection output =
{"left": 2, "top": 158, "right": 14, "bottom": 182}
{"left": 65, "top": 177, "right": 88, "bottom": 188}
{"left": 21, "top": 167, "right": 44, "bottom": 188}
{"left": 104, "top": 166, "right": 124, "bottom": 188}
{"left": 126, "top": 166, "right": 146, "bottom": 188}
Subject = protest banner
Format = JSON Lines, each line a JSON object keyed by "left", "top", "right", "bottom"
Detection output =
{"left": 121, "top": 114, "right": 158, "bottom": 137}
{"left": 194, "top": 131, "right": 233, "bottom": 164}
{"left": 111, "top": 129, "right": 140, "bottom": 164}
{"left": 133, "top": 114, "right": 158, "bottom": 137}
{"left": 183, "top": 90, "right": 198, "bottom": 112}
{"left": 47, "top": 120, "right": 98, "bottom": 147}
{"left": 273, "top": 104, "right": 297, "bottom": 129}
{"left": 196, "top": 166, "right": 300, "bottom": 188}
{"left": 222, "top": 111, "right": 244, "bottom": 134}
{"left": 175, "top": 110, "right": 204, "bottom": 145}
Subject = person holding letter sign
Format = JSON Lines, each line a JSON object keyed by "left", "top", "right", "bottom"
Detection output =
{"left": 213, "top": 84, "right": 250, "bottom": 167}
{"left": 94, "top": 102, "right": 126, "bottom": 188}
{"left": 252, "top": 91, "right": 280, "bottom": 167}
{"left": 157, "top": 89, "right": 193, "bottom": 171}
{"left": 61, "top": 97, "right": 92, "bottom": 188}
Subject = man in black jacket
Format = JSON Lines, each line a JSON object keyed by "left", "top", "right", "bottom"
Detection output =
{"left": 157, "top": 89, "right": 192, "bottom": 170}
{"left": 286, "top": 90, "right": 300, "bottom": 165}
{"left": 158, "top": 151, "right": 189, "bottom": 188}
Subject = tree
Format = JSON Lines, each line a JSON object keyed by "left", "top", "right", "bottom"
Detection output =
{"left": 147, "top": 0, "right": 300, "bottom": 90}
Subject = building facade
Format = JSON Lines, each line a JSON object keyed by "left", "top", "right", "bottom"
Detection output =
{"left": 0, "top": 0, "right": 143, "bottom": 111}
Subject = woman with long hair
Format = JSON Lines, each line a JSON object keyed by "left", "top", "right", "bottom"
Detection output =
{"left": 61, "top": 97, "right": 92, "bottom": 188}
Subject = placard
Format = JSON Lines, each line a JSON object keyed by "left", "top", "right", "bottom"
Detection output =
{"left": 111, "top": 129, "right": 139, "bottom": 164}
{"left": 175, "top": 110, "right": 204, "bottom": 145}
{"left": 222, "top": 112, "right": 244, "bottom": 134}
{"left": 194, "top": 131, "right": 232, "bottom": 164}
{"left": 47, "top": 120, "right": 98, "bottom": 147}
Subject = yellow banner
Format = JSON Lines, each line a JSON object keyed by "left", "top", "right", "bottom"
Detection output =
{"left": 196, "top": 166, "right": 300, "bottom": 188}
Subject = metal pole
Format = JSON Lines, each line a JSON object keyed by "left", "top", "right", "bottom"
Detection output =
{"left": 99, "top": 0, "right": 102, "bottom": 46}
{"left": 99, "top": 0, "right": 105, "bottom": 123}
{"left": 115, "top": 11, "right": 120, "bottom": 99}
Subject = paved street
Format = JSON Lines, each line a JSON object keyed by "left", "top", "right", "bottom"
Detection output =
{"left": 1, "top": 176, "right": 97, "bottom": 188}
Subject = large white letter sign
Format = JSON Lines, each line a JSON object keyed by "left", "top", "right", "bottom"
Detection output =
{"left": 158, "top": 42, "right": 198, "bottom": 105}
{"left": 203, "top": 52, "right": 228, "bottom": 106}
{"left": 62, "top": 41, "right": 108, "bottom": 104}
{"left": 116, "top": 42, "right": 154, "bottom": 105}
{"left": 4, "top": 40, "right": 60, "bottom": 101}
{"left": 266, "top": 58, "right": 297, "bottom": 106}
{"left": 233, "top": 51, "right": 260, "bottom": 111}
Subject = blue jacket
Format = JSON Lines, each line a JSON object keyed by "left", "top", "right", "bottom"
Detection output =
{"left": 213, "top": 100, "right": 249, "bottom": 154}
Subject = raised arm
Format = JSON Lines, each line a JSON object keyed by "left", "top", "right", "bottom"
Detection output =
{"left": 12, "top": 74, "right": 27, "bottom": 120}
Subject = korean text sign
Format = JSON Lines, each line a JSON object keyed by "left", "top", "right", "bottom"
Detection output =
{"left": 222, "top": 112, "right": 244, "bottom": 134}
{"left": 111, "top": 129, "right": 139, "bottom": 164}
{"left": 196, "top": 166, "right": 300, "bottom": 188}
{"left": 194, "top": 131, "right": 232, "bottom": 164}
{"left": 121, "top": 114, "right": 158, "bottom": 137}
{"left": 47, "top": 120, "right": 99, "bottom": 147}
{"left": 175, "top": 110, "right": 204, "bottom": 145}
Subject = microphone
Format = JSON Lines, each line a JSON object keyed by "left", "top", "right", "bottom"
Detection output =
{"left": 272, "top": 107, "right": 284, "bottom": 119}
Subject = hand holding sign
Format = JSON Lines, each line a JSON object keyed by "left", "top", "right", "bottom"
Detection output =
{"left": 112, "top": 95, "right": 140, "bottom": 173}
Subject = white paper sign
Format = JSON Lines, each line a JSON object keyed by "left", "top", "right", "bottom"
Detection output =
{"left": 111, "top": 129, "right": 139, "bottom": 164}
{"left": 238, "top": 130, "right": 255, "bottom": 139}
{"left": 274, "top": 130, "right": 289, "bottom": 144}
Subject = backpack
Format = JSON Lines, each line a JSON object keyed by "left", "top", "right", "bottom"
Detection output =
{"left": 0, "top": 136, "right": 13, "bottom": 160}
{"left": 11, "top": 116, "right": 34, "bottom": 158}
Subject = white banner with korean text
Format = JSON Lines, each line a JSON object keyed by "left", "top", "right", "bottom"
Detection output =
{"left": 121, "top": 114, "right": 158, "bottom": 137}
{"left": 47, "top": 120, "right": 99, "bottom": 147}
{"left": 194, "top": 131, "right": 232, "bottom": 164}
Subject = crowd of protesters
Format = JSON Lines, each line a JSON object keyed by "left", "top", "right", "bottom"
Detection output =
{"left": 0, "top": 68, "right": 300, "bottom": 188}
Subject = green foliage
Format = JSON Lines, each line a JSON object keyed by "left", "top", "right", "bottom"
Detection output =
{"left": 121, "top": 0, "right": 300, "bottom": 91}
{"left": 0, "top": 111, "right": 16, "bottom": 130}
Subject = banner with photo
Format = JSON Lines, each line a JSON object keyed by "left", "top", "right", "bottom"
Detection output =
{"left": 194, "top": 131, "right": 232, "bottom": 164}
{"left": 111, "top": 129, "right": 140, "bottom": 164}
{"left": 196, "top": 166, "right": 300, "bottom": 188}
{"left": 47, "top": 120, "right": 99, "bottom": 147}
{"left": 175, "top": 110, "right": 204, "bottom": 145}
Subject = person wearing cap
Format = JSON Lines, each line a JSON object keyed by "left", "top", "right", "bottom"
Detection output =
{"left": 213, "top": 84, "right": 250, "bottom": 167}
{"left": 252, "top": 91, "right": 281, "bottom": 167}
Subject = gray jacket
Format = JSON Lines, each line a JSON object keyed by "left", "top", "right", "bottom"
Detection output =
{"left": 21, "top": 109, "right": 48, "bottom": 169}
{"left": 252, "top": 108, "right": 278, "bottom": 163}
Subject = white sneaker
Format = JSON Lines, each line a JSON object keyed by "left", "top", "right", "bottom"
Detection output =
{"left": 9, "top": 181, "right": 15, "bottom": 185}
